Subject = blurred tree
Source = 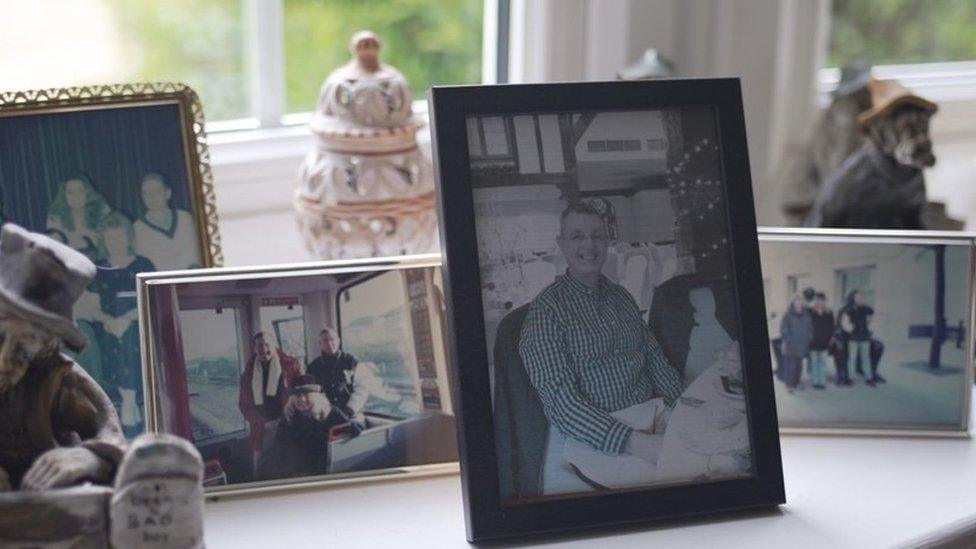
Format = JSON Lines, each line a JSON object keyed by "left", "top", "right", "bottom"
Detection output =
{"left": 829, "top": 0, "right": 976, "bottom": 67}
{"left": 91, "top": 1, "right": 482, "bottom": 121}
{"left": 105, "top": 0, "right": 248, "bottom": 121}
{"left": 284, "top": 0, "right": 483, "bottom": 112}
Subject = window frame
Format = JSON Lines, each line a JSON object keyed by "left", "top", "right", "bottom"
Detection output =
{"left": 205, "top": 0, "right": 505, "bottom": 134}
{"left": 176, "top": 301, "right": 252, "bottom": 445}
{"left": 817, "top": 33, "right": 976, "bottom": 140}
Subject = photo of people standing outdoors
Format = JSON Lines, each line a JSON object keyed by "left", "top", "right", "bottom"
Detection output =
{"left": 0, "top": 101, "right": 212, "bottom": 438}
{"left": 467, "top": 107, "right": 753, "bottom": 501}
{"left": 142, "top": 264, "right": 457, "bottom": 491}
{"left": 761, "top": 235, "right": 974, "bottom": 432}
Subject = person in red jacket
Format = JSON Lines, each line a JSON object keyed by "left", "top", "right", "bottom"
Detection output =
{"left": 238, "top": 331, "right": 301, "bottom": 476}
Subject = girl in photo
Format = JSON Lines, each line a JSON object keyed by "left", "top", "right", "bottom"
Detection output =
{"left": 90, "top": 212, "right": 157, "bottom": 437}
{"left": 46, "top": 174, "right": 113, "bottom": 259}
{"left": 808, "top": 292, "right": 835, "bottom": 389}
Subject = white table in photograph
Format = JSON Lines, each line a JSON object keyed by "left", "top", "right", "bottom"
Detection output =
{"left": 204, "top": 392, "right": 976, "bottom": 548}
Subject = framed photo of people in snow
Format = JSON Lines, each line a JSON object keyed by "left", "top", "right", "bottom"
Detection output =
{"left": 137, "top": 256, "right": 459, "bottom": 495}
{"left": 0, "top": 83, "right": 222, "bottom": 439}
{"left": 758, "top": 228, "right": 975, "bottom": 436}
{"left": 429, "top": 79, "right": 785, "bottom": 541}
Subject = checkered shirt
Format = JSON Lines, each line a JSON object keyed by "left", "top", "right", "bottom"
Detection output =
{"left": 519, "top": 272, "right": 683, "bottom": 455}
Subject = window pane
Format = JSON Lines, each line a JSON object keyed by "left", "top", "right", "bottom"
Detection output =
{"left": 829, "top": 0, "right": 976, "bottom": 67}
{"left": 1, "top": 1, "right": 249, "bottom": 121}
{"left": 482, "top": 116, "right": 509, "bottom": 155}
{"left": 338, "top": 271, "right": 422, "bottom": 419}
{"left": 283, "top": 0, "right": 483, "bottom": 113}
{"left": 261, "top": 303, "right": 307, "bottom": 367}
{"left": 179, "top": 308, "right": 247, "bottom": 443}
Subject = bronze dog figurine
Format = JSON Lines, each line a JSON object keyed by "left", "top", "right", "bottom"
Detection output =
{"left": 807, "top": 79, "right": 938, "bottom": 229}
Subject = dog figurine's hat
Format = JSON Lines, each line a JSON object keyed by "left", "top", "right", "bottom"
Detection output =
{"left": 858, "top": 78, "right": 938, "bottom": 128}
{"left": 0, "top": 223, "right": 96, "bottom": 351}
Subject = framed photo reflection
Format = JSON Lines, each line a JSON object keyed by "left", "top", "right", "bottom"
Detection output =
{"left": 430, "top": 79, "right": 785, "bottom": 541}
{"left": 0, "top": 83, "right": 222, "bottom": 438}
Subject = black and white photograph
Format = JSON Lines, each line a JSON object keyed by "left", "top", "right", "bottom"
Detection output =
{"left": 432, "top": 80, "right": 784, "bottom": 541}
{"left": 138, "top": 259, "right": 457, "bottom": 493}
{"left": 0, "top": 84, "right": 220, "bottom": 438}
{"left": 472, "top": 107, "right": 751, "bottom": 497}
{"left": 760, "top": 230, "right": 975, "bottom": 434}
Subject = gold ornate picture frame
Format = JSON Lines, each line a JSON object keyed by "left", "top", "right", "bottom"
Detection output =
{"left": 0, "top": 82, "right": 222, "bottom": 266}
{"left": 0, "top": 82, "right": 223, "bottom": 438}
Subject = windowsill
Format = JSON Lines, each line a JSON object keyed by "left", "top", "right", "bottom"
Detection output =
{"left": 204, "top": 398, "right": 976, "bottom": 547}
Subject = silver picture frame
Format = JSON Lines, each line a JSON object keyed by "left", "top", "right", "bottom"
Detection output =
{"left": 758, "top": 227, "right": 975, "bottom": 437}
{"left": 137, "top": 255, "right": 459, "bottom": 497}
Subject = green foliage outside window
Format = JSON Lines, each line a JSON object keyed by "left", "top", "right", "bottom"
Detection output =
{"left": 283, "top": 0, "right": 483, "bottom": 112}
{"left": 105, "top": 0, "right": 248, "bottom": 121}
{"left": 99, "top": 0, "right": 482, "bottom": 121}
{"left": 829, "top": 0, "right": 976, "bottom": 67}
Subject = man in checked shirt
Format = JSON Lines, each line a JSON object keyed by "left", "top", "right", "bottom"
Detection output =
{"left": 519, "top": 202, "right": 684, "bottom": 490}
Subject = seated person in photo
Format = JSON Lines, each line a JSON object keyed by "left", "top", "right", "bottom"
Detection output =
{"left": 133, "top": 172, "right": 202, "bottom": 271}
{"left": 238, "top": 332, "right": 301, "bottom": 474}
{"left": 306, "top": 327, "right": 369, "bottom": 432}
{"left": 682, "top": 286, "right": 734, "bottom": 387}
{"left": 519, "top": 202, "right": 683, "bottom": 492}
{"left": 89, "top": 212, "right": 156, "bottom": 437}
{"left": 258, "top": 375, "right": 344, "bottom": 480}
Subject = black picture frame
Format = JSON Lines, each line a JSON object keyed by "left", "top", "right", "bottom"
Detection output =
{"left": 429, "top": 79, "right": 785, "bottom": 542}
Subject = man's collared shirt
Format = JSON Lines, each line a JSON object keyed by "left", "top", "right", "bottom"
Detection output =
{"left": 519, "top": 272, "right": 683, "bottom": 455}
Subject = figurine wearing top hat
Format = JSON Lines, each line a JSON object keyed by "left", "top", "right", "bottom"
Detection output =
{"left": 807, "top": 79, "right": 938, "bottom": 229}
{"left": 0, "top": 223, "right": 126, "bottom": 491}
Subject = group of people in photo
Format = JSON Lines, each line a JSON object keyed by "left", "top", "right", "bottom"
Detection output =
{"left": 238, "top": 326, "right": 372, "bottom": 480}
{"left": 43, "top": 172, "right": 200, "bottom": 436}
{"left": 777, "top": 288, "right": 884, "bottom": 392}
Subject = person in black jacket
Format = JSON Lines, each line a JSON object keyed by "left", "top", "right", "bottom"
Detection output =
{"left": 838, "top": 290, "right": 879, "bottom": 385}
{"left": 306, "top": 327, "right": 369, "bottom": 431}
{"left": 808, "top": 292, "right": 834, "bottom": 390}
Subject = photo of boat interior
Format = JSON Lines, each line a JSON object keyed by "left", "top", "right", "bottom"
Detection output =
{"left": 145, "top": 264, "right": 457, "bottom": 488}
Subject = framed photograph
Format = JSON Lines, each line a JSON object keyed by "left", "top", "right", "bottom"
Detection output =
{"left": 429, "top": 79, "right": 785, "bottom": 541}
{"left": 758, "top": 228, "right": 975, "bottom": 436}
{"left": 137, "top": 256, "right": 458, "bottom": 495}
{"left": 0, "top": 83, "right": 222, "bottom": 438}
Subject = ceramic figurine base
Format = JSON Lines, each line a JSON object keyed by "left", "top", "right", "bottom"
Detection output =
{"left": 0, "top": 485, "right": 113, "bottom": 548}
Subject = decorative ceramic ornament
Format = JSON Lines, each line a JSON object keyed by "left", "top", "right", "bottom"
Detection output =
{"left": 296, "top": 30, "right": 438, "bottom": 259}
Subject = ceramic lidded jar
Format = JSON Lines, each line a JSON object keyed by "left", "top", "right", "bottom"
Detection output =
{"left": 295, "top": 30, "right": 438, "bottom": 259}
